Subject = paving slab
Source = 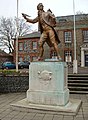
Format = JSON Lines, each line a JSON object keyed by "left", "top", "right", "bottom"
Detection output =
{"left": 0, "top": 93, "right": 87, "bottom": 120}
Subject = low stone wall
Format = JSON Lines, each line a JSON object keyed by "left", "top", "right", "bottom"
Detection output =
{"left": 0, "top": 75, "right": 29, "bottom": 93}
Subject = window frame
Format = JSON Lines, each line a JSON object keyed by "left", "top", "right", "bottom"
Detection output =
{"left": 64, "top": 31, "right": 72, "bottom": 43}
{"left": 83, "top": 30, "right": 88, "bottom": 42}
{"left": 18, "top": 42, "right": 23, "bottom": 51}
{"left": 64, "top": 50, "right": 72, "bottom": 63}
{"left": 32, "top": 41, "right": 37, "bottom": 50}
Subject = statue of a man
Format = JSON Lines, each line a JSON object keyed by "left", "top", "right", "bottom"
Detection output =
{"left": 22, "top": 3, "right": 61, "bottom": 61}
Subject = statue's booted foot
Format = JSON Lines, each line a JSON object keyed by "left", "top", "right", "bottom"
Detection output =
{"left": 57, "top": 57, "right": 63, "bottom": 62}
{"left": 36, "top": 57, "right": 44, "bottom": 61}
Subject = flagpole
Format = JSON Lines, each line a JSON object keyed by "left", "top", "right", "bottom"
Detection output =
{"left": 73, "top": 0, "right": 78, "bottom": 73}
{"left": 16, "top": 0, "right": 19, "bottom": 72}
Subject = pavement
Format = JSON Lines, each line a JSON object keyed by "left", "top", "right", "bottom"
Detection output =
{"left": 0, "top": 92, "right": 88, "bottom": 120}
{"left": 68, "top": 67, "right": 88, "bottom": 74}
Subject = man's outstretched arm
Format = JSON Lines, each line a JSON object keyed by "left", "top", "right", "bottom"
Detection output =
{"left": 22, "top": 13, "right": 38, "bottom": 24}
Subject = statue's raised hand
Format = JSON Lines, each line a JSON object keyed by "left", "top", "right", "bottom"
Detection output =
{"left": 22, "top": 13, "right": 27, "bottom": 19}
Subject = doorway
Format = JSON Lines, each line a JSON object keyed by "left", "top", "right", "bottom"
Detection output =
{"left": 85, "top": 54, "right": 88, "bottom": 66}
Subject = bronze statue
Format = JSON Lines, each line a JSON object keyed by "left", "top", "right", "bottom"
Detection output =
{"left": 22, "top": 3, "right": 61, "bottom": 61}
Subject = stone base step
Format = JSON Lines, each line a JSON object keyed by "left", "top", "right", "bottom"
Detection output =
{"left": 10, "top": 98, "right": 82, "bottom": 116}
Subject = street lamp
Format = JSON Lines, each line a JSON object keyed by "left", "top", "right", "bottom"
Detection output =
{"left": 73, "top": 0, "right": 78, "bottom": 74}
{"left": 16, "top": 0, "right": 19, "bottom": 72}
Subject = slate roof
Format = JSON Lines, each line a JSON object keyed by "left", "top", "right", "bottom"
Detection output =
{"left": 18, "top": 31, "right": 41, "bottom": 39}
{"left": 56, "top": 14, "right": 88, "bottom": 22}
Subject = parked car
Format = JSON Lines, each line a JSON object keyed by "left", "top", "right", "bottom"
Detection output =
{"left": 1, "top": 61, "right": 16, "bottom": 69}
{"left": 18, "top": 61, "right": 30, "bottom": 69}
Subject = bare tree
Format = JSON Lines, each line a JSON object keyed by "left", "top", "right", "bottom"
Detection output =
{"left": 0, "top": 17, "right": 31, "bottom": 53}
{"left": 14, "top": 17, "right": 32, "bottom": 36}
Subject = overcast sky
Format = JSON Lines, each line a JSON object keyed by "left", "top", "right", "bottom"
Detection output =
{"left": 0, "top": 0, "right": 88, "bottom": 30}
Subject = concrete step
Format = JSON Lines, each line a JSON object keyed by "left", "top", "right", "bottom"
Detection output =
{"left": 68, "top": 83, "right": 88, "bottom": 86}
{"left": 68, "top": 74, "right": 88, "bottom": 76}
{"left": 69, "top": 90, "right": 88, "bottom": 94}
{"left": 68, "top": 80, "right": 88, "bottom": 83}
{"left": 68, "top": 86, "right": 88, "bottom": 90}
{"left": 68, "top": 74, "right": 88, "bottom": 94}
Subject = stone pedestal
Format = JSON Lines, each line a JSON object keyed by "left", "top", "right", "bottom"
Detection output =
{"left": 11, "top": 61, "right": 82, "bottom": 115}
{"left": 27, "top": 62, "right": 69, "bottom": 106}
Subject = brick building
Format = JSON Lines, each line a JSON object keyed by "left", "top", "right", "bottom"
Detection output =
{"left": 56, "top": 14, "right": 88, "bottom": 67}
{"left": 14, "top": 14, "right": 88, "bottom": 67}
{"left": 14, "top": 32, "right": 40, "bottom": 62}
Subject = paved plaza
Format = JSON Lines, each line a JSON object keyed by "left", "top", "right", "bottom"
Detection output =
{"left": 68, "top": 67, "right": 88, "bottom": 74}
{"left": 0, "top": 92, "right": 88, "bottom": 120}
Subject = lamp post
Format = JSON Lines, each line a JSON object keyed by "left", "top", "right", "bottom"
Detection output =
{"left": 73, "top": 0, "right": 78, "bottom": 74}
{"left": 16, "top": 0, "right": 19, "bottom": 72}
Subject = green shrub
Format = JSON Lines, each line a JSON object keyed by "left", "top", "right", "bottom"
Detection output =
{"left": 0, "top": 70, "right": 28, "bottom": 76}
